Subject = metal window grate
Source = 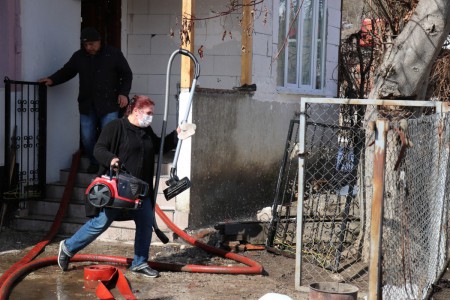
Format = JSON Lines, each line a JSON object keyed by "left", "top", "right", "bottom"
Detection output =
{"left": 2, "top": 77, "right": 47, "bottom": 203}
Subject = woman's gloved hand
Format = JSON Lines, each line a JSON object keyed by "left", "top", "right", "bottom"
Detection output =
{"left": 110, "top": 158, "right": 120, "bottom": 170}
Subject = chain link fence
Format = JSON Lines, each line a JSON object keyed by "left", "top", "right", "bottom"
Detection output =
{"left": 297, "top": 99, "right": 373, "bottom": 293}
{"left": 267, "top": 98, "right": 450, "bottom": 297}
{"left": 381, "top": 113, "right": 450, "bottom": 299}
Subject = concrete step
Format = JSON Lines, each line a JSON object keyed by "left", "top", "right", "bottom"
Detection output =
{"left": 24, "top": 195, "right": 176, "bottom": 220}
{"left": 77, "top": 153, "right": 175, "bottom": 175}
{"left": 28, "top": 198, "right": 87, "bottom": 219}
{"left": 45, "top": 177, "right": 173, "bottom": 203}
{"left": 96, "top": 210, "right": 176, "bottom": 243}
{"left": 12, "top": 207, "right": 177, "bottom": 243}
{"left": 45, "top": 183, "right": 88, "bottom": 201}
{"left": 12, "top": 214, "right": 87, "bottom": 234}
{"left": 60, "top": 162, "right": 173, "bottom": 186}
{"left": 11, "top": 150, "right": 180, "bottom": 242}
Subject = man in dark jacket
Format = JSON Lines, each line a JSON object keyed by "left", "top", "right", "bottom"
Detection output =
{"left": 39, "top": 27, "right": 133, "bottom": 173}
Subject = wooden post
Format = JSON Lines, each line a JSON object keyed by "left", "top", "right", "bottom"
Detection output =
{"left": 240, "top": 0, "right": 253, "bottom": 86}
{"left": 368, "top": 119, "right": 389, "bottom": 300}
{"left": 181, "top": 0, "right": 196, "bottom": 89}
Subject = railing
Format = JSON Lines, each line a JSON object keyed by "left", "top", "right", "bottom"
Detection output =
{"left": 2, "top": 77, "right": 47, "bottom": 204}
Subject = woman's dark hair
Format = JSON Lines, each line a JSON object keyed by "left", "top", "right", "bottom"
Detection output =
{"left": 125, "top": 95, "right": 155, "bottom": 116}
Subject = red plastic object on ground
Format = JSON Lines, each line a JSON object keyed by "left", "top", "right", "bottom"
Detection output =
{"left": 84, "top": 265, "right": 137, "bottom": 300}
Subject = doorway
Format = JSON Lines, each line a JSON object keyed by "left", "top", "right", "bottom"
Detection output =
{"left": 81, "top": 0, "right": 122, "bottom": 49}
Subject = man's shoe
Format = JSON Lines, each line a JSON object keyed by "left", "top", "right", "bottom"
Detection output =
{"left": 58, "top": 240, "right": 70, "bottom": 271}
{"left": 130, "top": 263, "right": 159, "bottom": 278}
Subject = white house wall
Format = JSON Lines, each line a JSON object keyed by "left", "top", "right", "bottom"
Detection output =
{"left": 21, "top": 0, "right": 80, "bottom": 182}
{"left": 252, "top": 0, "right": 276, "bottom": 101}
{"left": 325, "top": 0, "right": 342, "bottom": 97}
{"left": 125, "top": 0, "right": 245, "bottom": 131}
{"left": 0, "top": 90, "right": 4, "bottom": 166}
{"left": 123, "top": 0, "right": 342, "bottom": 226}
{"left": 254, "top": 0, "right": 341, "bottom": 102}
{"left": 8, "top": 0, "right": 341, "bottom": 225}
{"left": 125, "top": 0, "right": 341, "bottom": 112}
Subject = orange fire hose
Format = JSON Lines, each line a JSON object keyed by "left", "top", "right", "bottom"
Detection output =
{"left": 84, "top": 265, "right": 136, "bottom": 300}
{"left": 0, "top": 151, "right": 264, "bottom": 299}
{"left": 0, "top": 150, "right": 82, "bottom": 289}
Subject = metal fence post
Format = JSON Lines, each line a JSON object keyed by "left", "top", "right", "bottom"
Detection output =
{"left": 295, "top": 99, "right": 307, "bottom": 290}
{"left": 38, "top": 83, "right": 47, "bottom": 196}
{"left": 4, "top": 78, "right": 12, "bottom": 192}
{"left": 368, "top": 119, "right": 389, "bottom": 300}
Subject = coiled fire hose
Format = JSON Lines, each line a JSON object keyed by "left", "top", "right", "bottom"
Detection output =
{"left": 0, "top": 150, "right": 264, "bottom": 299}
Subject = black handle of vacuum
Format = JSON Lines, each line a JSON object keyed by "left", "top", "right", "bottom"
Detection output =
{"left": 154, "top": 227, "right": 170, "bottom": 244}
{"left": 109, "top": 167, "right": 114, "bottom": 181}
{"left": 140, "top": 183, "right": 149, "bottom": 197}
{"left": 169, "top": 167, "right": 179, "bottom": 181}
{"left": 109, "top": 162, "right": 120, "bottom": 181}
{"left": 178, "top": 49, "right": 200, "bottom": 80}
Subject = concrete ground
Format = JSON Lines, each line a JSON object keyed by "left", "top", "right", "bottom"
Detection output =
{"left": 2, "top": 227, "right": 450, "bottom": 299}
{"left": 0, "top": 227, "right": 309, "bottom": 300}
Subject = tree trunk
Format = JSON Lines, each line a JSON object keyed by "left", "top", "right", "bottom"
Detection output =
{"left": 370, "top": 0, "right": 450, "bottom": 99}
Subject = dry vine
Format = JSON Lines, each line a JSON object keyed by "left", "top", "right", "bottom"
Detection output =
{"left": 170, "top": 0, "right": 267, "bottom": 57}
{"left": 427, "top": 49, "right": 450, "bottom": 102}
{"left": 338, "top": 0, "right": 449, "bottom": 100}
{"left": 272, "top": 0, "right": 306, "bottom": 62}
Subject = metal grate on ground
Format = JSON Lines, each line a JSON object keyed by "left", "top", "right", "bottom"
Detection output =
{"left": 266, "top": 119, "right": 300, "bottom": 257}
{"left": 2, "top": 78, "right": 47, "bottom": 211}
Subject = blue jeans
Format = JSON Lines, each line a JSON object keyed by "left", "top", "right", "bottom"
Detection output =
{"left": 80, "top": 111, "right": 118, "bottom": 165}
{"left": 64, "top": 197, "right": 155, "bottom": 268}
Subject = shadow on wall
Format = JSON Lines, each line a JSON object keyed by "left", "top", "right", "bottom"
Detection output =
{"left": 190, "top": 89, "right": 299, "bottom": 228}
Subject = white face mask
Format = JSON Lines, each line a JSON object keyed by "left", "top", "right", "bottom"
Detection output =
{"left": 138, "top": 114, "right": 153, "bottom": 127}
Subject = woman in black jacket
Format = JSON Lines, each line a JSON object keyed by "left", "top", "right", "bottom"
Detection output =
{"left": 57, "top": 95, "right": 178, "bottom": 278}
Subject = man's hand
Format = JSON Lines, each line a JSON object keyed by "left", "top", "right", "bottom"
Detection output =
{"left": 118, "top": 95, "right": 128, "bottom": 108}
{"left": 38, "top": 78, "right": 53, "bottom": 86}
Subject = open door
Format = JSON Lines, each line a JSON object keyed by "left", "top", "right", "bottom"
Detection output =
{"left": 81, "top": 0, "right": 122, "bottom": 49}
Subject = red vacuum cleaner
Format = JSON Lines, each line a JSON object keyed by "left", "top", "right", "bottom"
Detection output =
{"left": 85, "top": 167, "right": 149, "bottom": 209}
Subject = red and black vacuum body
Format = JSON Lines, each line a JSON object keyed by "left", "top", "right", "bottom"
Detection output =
{"left": 85, "top": 170, "right": 149, "bottom": 209}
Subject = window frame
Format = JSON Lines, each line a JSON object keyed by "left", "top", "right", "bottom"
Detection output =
{"left": 277, "top": 0, "right": 328, "bottom": 95}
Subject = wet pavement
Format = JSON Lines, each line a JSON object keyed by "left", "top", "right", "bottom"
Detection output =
{"left": 2, "top": 227, "right": 450, "bottom": 299}
{"left": 0, "top": 228, "right": 309, "bottom": 300}
{"left": 8, "top": 266, "right": 96, "bottom": 299}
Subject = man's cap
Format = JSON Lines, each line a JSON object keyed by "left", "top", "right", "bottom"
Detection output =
{"left": 80, "top": 27, "right": 101, "bottom": 42}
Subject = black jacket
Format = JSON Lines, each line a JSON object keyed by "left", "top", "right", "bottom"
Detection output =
{"left": 48, "top": 45, "right": 133, "bottom": 116}
{"left": 85, "top": 118, "right": 178, "bottom": 217}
